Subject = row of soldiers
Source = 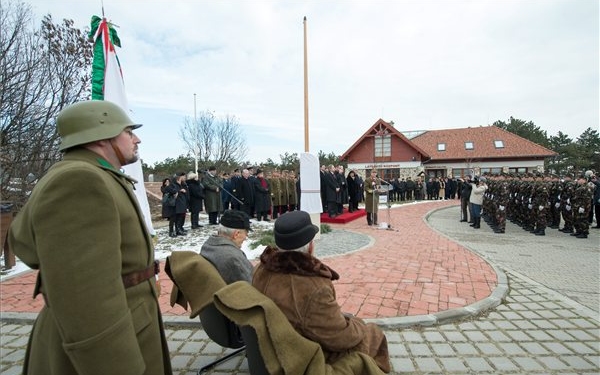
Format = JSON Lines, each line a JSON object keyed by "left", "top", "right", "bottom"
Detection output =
{"left": 265, "top": 169, "right": 299, "bottom": 218}
{"left": 481, "top": 172, "right": 594, "bottom": 238}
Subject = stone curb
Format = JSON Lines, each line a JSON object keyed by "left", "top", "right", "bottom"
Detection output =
{"left": 1, "top": 266, "right": 509, "bottom": 329}
{"left": 366, "top": 261, "right": 508, "bottom": 329}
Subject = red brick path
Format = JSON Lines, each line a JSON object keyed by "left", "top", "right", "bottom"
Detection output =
{"left": 1, "top": 200, "right": 497, "bottom": 319}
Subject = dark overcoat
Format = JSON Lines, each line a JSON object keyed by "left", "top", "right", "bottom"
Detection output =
{"left": 252, "top": 177, "right": 272, "bottom": 213}
{"left": 336, "top": 171, "right": 348, "bottom": 204}
{"left": 324, "top": 172, "right": 340, "bottom": 204}
{"left": 171, "top": 180, "right": 189, "bottom": 214}
{"left": 187, "top": 179, "right": 204, "bottom": 213}
{"left": 347, "top": 174, "right": 361, "bottom": 204}
{"left": 238, "top": 177, "right": 255, "bottom": 208}
{"left": 161, "top": 184, "right": 173, "bottom": 218}
{"left": 8, "top": 148, "right": 172, "bottom": 375}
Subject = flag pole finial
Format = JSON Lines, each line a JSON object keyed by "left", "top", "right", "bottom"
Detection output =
{"left": 101, "top": 0, "right": 105, "bottom": 18}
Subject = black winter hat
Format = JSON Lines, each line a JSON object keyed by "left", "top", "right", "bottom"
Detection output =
{"left": 274, "top": 211, "right": 319, "bottom": 250}
{"left": 220, "top": 210, "right": 252, "bottom": 231}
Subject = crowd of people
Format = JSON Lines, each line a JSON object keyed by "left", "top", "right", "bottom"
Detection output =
{"left": 160, "top": 163, "right": 599, "bottom": 239}
{"left": 160, "top": 162, "right": 498, "bottom": 231}
{"left": 386, "top": 175, "right": 463, "bottom": 202}
{"left": 160, "top": 166, "right": 301, "bottom": 237}
{"left": 458, "top": 171, "right": 599, "bottom": 238}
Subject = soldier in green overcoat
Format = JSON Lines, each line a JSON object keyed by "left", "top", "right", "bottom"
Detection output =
{"left": 8, "top": 101, "right": 172, "bottom": 375}
{"left": 364, "top": 169, "right": 380, "bottom": 226}
{"left": 202, "top": 166, "right": 223, "bottom": 225}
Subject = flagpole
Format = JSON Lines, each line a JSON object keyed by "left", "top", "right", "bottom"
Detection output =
{"left": 301, "top": 16, "right": 322, "bottom": 236}
{"left": 303, "top": 16, "right": 309, "bottom": 152}
{"left": 90, "top": 15, "right": 155, "bottom": 235}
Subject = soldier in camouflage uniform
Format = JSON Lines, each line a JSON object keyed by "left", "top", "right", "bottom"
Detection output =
{"left": 544, "top": 174, "right": 555, "bottom": 228}
{"left": 507, "top": 174, "right": 519, "bottom": 223}
{"left": 549, "top": 174, "right": 562, "bottom": 229}
{"left": 522, "top": 173, "right": 536, "bottom": 232}
{"left": 559, "top": 173, "right": 575, "bottom": 234}
{"left": 494, "top": 173, "right": 510, "bottom": 233}
{"left": 532, "top": 173, "right": 549, "bottom": 235}
{"left": 513, "top": 175, "right": 524, "bottom": 227}
{"left": 571, "top": 173, "right": 593, "bottom": 238}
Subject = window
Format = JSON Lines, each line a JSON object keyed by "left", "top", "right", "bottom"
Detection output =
{"left": 374, "top": 135, "right": 391, "bottom": 157}
{"left": 494, "top": 140, "right": 504, "bottom": 148}
{"left": 509, "top": 167, "right": 527, "bottom": 175}
{"left": 437, "top": 143, "right": 446, "bottom": 151}
{"left": 465, "top": 141, "right": 474, "bottom": 150}
{"left": 481, "top": 167, "right": 502, "bottom": 175}
{"left": 452, "top": 168, "right": 472, "bottom": 178}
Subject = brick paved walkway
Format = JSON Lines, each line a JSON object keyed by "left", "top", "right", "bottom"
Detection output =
{"left": 0, "top": 200, "right": 497, "bottom": 319}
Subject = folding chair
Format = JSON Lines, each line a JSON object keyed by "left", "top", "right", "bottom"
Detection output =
{"left": 165, "top": 251, "right": 246, "bottom": 374}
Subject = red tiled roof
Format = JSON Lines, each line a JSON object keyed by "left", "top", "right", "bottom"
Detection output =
{"left": 340, "top": 119, "right": 430, "bottom": 160}
{"left": 411, "top": 126, "right": 557, "bottom": 161}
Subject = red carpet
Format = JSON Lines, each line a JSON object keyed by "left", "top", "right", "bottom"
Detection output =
{"left": 321, "top": 208, "right": 366, "bottom": 224}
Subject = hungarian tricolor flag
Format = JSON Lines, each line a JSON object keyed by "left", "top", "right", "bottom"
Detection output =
{"left": 89, "top": 15, "right": 155, "bottom": 236}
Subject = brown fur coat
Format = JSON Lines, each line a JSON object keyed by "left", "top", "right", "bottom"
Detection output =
{"left": 253, "top": 247, "right": 390, "bottom": 373}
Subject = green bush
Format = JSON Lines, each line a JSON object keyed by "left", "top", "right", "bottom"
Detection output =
{"left": 249, "top": 228, "right": 275, "bottom": 249}
{"left": 320, "top": 223, "right": 332, "bottom": 234}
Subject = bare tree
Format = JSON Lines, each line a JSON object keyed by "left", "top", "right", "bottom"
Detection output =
{"left": 214, "top": 114, "right": 248, "bottom": 165}
{"left": 0, "top": 2, "right": 92, "bottom": 207}
{"left": 179, "top": 110, "right": 247, "bottom": 169}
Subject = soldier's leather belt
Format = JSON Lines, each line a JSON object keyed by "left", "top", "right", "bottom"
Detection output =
{"left": 122, "top": 260, "right": 160, "bottom": 288}
{"left": 37, "top": 261, "right": 160, "bottom": 307}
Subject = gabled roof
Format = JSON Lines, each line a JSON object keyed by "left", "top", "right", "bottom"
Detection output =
{"left": 410, "top": 125, "right": 557, "bottom": 160}
{"left": 340, "top": 119, "right": 430, "bottom": 160}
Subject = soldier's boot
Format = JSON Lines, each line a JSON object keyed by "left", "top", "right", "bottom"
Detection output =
{"left": 367, "top": 213, "right": 373, "bottom": 226}
{"left": 373, "top": 213, "right": 378, "bottom": 226}
{"left": 576, "top": 232, "right": 588, "bottom": 238}
{"left": 474, "top": 217, "right": 481, "bottom": 229}
{"left": 535, "top": 228, "right": 545, "bottom": 236}
{"left": 494, "top": 226, "right": 505, "bottom": 233}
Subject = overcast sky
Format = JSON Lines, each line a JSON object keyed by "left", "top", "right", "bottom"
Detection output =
{"left": 26, "top": 0, "right": 599, "bottom": 166}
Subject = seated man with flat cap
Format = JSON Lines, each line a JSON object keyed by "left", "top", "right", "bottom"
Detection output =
{"left": 201, "top": 209, "right": 254, "bottom": 284}
{"left": 252, "top": 210, "right": 391, "bottom": 373}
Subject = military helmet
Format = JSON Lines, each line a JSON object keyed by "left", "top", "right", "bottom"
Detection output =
{"left": 57, "top": 100, "right": 142, "bottom": 151}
